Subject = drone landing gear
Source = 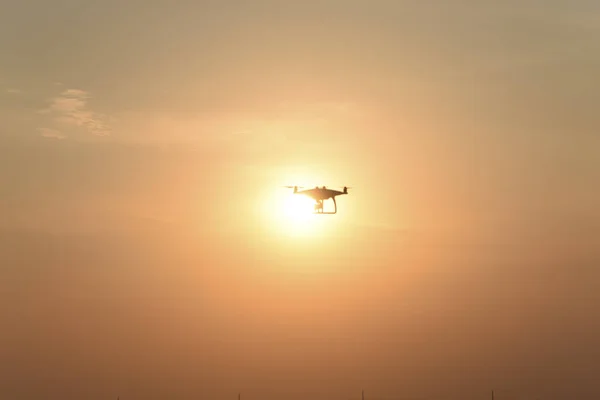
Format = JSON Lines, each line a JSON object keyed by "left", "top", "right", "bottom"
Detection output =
{"left": 313, "top": 197, "right": 337, "bottom": 214}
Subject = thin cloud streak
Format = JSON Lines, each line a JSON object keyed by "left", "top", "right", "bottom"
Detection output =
{"left": 39, "top": 88, "right": 111, "bottom": 137}
{"left": 38, "top": 127, "right": 66, "bottom": 140}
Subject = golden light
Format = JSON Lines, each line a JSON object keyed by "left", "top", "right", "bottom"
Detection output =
{"left": 275, "top": 192, "right": 318, "bottom": 237}
{"left": 257, "top": 187, "right": 326, "bottom": 239}
{"left": 281, "top": 194, "right": 315, "bottom": 220}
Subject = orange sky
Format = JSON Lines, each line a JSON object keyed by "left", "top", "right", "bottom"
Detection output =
{"left": 1, "top": 1, "right": 600, "bottom": 399}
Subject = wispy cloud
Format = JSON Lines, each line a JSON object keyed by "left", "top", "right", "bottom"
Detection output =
{"left": 39, "top": 88, "right": 111, "bottom": 137}
{"left": 38, "top": 128, "right": 67, "bottom": 140}
{"left": 5, "top": 88, "right": 22, "bottom": 94}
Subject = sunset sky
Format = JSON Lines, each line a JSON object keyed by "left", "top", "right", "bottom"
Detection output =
{"left": 1, "top": 1, "right": 600, "bottom": 399}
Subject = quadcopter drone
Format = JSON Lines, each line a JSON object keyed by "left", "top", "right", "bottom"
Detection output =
{"left": 284, "top": 185, "right": 351, "bottom": 214}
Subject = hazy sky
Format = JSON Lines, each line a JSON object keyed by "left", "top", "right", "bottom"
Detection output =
{"left": 1, "top": 1, "right": 599, "bottom": 399}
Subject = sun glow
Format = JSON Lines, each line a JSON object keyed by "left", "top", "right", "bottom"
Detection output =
{"left": 277, "top": 193, "right": 318, "bottom": 236}
{"left": 259, "top": 188, "right": 323, "bottom": 238}
{"left": 282, "top": 194, "right": 315, "bottom": 220}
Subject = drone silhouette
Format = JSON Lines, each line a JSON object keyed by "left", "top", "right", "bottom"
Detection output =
{"left": 284, "top": 186, "right": 351, "bottom": 214}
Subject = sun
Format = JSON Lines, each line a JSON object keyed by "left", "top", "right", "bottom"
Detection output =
{"left": 282, "top": 194, "right": 315, "bottom": 220}
{"left": 260, "top": 189, "right": 320, "bottom": 238}
{"left": 277, "top": 193, "right": 317, "bottom": 236}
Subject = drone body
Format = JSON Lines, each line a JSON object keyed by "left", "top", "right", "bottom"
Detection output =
{"left": 284, "top": 186, "right": 351, "bottom": 214}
